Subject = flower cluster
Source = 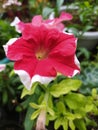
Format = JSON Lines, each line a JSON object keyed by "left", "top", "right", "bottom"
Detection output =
{"left": 2, "top": 0, "right": 22, "bottom": 8}
{"left": 3, "top": 12, "right": 80, "bottom": 90}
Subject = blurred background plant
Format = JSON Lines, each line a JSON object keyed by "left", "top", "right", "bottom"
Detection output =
{"left": 0, "top": 0, "right": 98, "bottom": 130}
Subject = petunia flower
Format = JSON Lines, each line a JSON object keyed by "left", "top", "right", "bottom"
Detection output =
{"left": 0, "top": 64, "right": 6, "bottom": 72}
{"left": 3, "top": 24, "right": 80, "bottom": 90}
{"left": 10, "top": 12, "right": 73, "bottom": 33}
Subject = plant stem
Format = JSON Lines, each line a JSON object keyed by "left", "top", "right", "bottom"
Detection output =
{"left": 36, "top": 92, "right": 49, "bottom": 130}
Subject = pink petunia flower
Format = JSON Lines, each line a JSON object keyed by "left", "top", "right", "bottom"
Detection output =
{"left": 0, "top": 64, "right": 6, "bottom": 72}
{"left": 3, "top": 24, "right": 80, "bottom": 90}
{"left": 10, "top": 12, "right": 73, "bottom": 33}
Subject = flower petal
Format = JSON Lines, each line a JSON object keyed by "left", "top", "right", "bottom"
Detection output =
{"left": 0, "top": 64, "right": 6, "bottom": 72}
{"left": 5, "top": 38, "right": 36, "bottom": 61}
{"left": 15, "top": 70, "right": 54, "bottom": 90}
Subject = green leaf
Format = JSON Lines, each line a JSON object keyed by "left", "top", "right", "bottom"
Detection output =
{"left": 56, "top": 101, "right": 66, "bottom": 114}
{"left": 85, "top": 104, "right": 94, "bottom": 112}
{"left": 21, "top": 82, "right": 38, "bottom": 98}
{"left": 65, "top": 93, "right": 86, "bottom": 110}
{"left": 54, "top": 118, "right": 62, "bottom": 129}
{"left": 30, "top": 102, "right": 40, "bottom": 109}
{"left": 62, "top": 119, "right": 68, "bottom": 130}
{"left": 69, "top": 120, "right": 75, "bottom": 130}
{"left": 47, "top": 107, "right": 55, "bottom": 116}
{"left": 42, "top": 7, "right": 54, "bottom": 18}
{"left": 49, "top": 79, "right": 82, "bottom": 97}
{"left": 31, "top": 109, "right": 41, "bottom": 120}
{"left": 24, "top": 106, "right": 35, "bottom": 130}
{"left": 74, "top": 119, "right": 87, "bottom": 130}
{"left": 56, "top": 0, "right": 64, "bottom": 11}
{"left": 2, "top": 90, "right": 8, "bottom": 104}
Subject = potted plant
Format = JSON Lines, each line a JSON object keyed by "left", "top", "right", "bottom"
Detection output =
{"left": 60, "top": 0, "right": 98, "bottom": 50}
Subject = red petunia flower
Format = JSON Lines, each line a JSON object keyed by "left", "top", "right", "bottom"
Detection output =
{"left": 4, "top": 24, "right": 80, "bottom": 90}
{"left": 10, "top": 12, "right": 73, "bottom": 33}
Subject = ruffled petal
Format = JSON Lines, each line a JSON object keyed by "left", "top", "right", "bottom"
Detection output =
{"left": 15, "top": 69, "right": 54, "bottom": 90}
{"left": 50, "top": 55, "right": 80, "bottom": 77}
{"left": 5, "top": 38, "right": 35, "bottom": 61}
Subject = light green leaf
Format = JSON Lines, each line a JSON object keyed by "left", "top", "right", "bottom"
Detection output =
{"left": 65, "top": 93, "right": 86, "bottom": 110}
{"left": 56, "top": 0, "right": 64, "bottom": 11}
{"left": 30, "top": 103, "right": 40, "bottom": 109}
{"left": 49, "top": 79, "right": 82, "bottom": 97}
{"left": 74, "top": 119, "right": 87, "bottom": 130}
{"left": 21, "top": 82, "right": 38, "bottom": 98}
{"left": 62, "top": 119, "right": 68, "bottom": 130}
{"left": 69, "top": 120, "right": 75, "bottom": 130}
{"left": 56, "top": 101, "right": 66, "bottom": 114}
{"left": 31, "top": 109, "right": 41, "bottom": 120}
{"left": 54, "top": 118, "right": 63, "bottom": 130}
{"left": 85, "top": 104, "right": 94, "bottom": 112}
{"left": 47, "top": 107, "right": 55, "bottom": 116}
{"left": 42, "top": 7, "right": 54, "bottom": 18}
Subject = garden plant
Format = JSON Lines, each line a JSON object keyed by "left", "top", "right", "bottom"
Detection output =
{"left": 0, "top": 0, "right": 98, "bottom": 130}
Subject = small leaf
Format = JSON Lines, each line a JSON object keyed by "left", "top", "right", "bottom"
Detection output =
{"left": 49, "top": 79, "right": 82, "bottom": 97}
{"left": 74, "top": 119, "right": 87, "bottom": 130}
{"left": 65, "top": 93, "right": 86, "bottom": 110}
{"left": 47, "top": 107, "right": 55, "bottom": 116}
{"left": 62, "top": 119, "right": 68, "bottom": 130}
{"left": 56, "top": 101, "right": 66, "bottom": 114}
{"left": 31, "top": 109, "right": 41, "bottom": 120}
{"left": 56, "top": 0, "right": 64, "bottom": 11}
{"left": 42, "top": 7, "right": 54, "bottom": 18}
{"left": 21, "top": 82, "right": 38, "bottom": 98}
{"left": 54, "top": 118, "right": 63, "bottom": 130}
{"left": 30, "top": 103, "right": 40, "bottom": 109}
{"left": 69, "top": 120, "right": 75, "bottom": 130}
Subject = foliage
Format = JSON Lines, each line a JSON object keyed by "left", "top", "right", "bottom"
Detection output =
{"left": 0, "top": 63, "right": 22, "bottom": 107}
{"left": 64, "top": 0, "right": 98, "bottom": 36}
{"left": 0, "top": 1, "right": 98, "bottom": 130}
{"left": 75, "top": 47, "right": 98, "bottom": 95}
{"left": 0, "top": 20, "right": 19, "bottom": 59}
{"left": 20, "top": 77, "right": 98, "bottom": 130}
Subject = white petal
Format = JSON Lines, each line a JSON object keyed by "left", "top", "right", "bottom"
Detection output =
{"left": 0, "top": 64, "right": 6, "bottom": 72}
{"left": 3, "top": 38, "right": 18, "bottom": 55}
{"left": 74, "top": 55, "right": 80, "bottom": 68}
{"left": 15, "top": 70, "right": 54, "bottom": 90}
{"left": 10, "top": 17, "right": 21, "bottom": 33}
{"left": 10, "top": 16, "right": 20, "bottom": 26}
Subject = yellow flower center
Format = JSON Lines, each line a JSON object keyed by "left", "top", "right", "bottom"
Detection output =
{"left": 36, "top": 50, "right": 48, "bottom": 60}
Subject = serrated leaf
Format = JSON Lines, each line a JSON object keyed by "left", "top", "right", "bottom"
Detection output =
{"left": 49, "top": 79, "right": 82, "bottom": 97}
{"left": 21, "top": 82, "right": 38, "bottom": 98}
{"left": 31, "top": 109, "right": 40, "bottom": 120}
